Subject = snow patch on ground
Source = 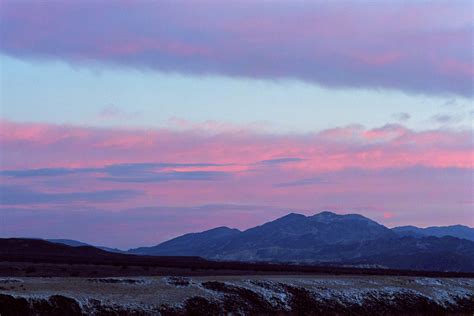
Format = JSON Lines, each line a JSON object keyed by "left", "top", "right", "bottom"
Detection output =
{"left": 0, "top": 278, "right": 23, "bottom": 283}
{"left": 162, "top": 276, "right": 191, "bottom": 287}
{"left": 87, "top": 277, "right": 151, "bottom": 285}
{"left": 414, "top": 278, "right": 443, "bottom": 286}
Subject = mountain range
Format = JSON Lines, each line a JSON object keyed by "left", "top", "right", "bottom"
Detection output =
{"left": 391, "top": 225, "right": 474, "bottom": 241}
{"left": 46, "top": 211, "right": 474, "bottom": 272}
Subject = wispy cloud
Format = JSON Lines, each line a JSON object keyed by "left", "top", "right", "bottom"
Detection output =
{"left": 0, "top": 162, "right": 233, "bottom": 180}
{"left": 391, "top": 112, "right": 411, "bottom": 122}
{"left": 99, "top": 170, "right": 230, "bottom": 183}
{"left": 430, "top": 114, "right": 463, "bottom": 124}
{"left": 258, "top": 157, "right": 304, "bottom": 165}
{"left": 442, "top": 99, "right": 458, "bottom": 107}
{"left": 274, "top": 177, "right": 329, "bottom": 187}
{"left": 0, "top": 168, "right": 94, "bottom": 177}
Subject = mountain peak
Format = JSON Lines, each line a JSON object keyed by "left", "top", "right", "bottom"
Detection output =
{"left": 206, "top": 226, "right": 240, "bottom": 233}
{"left": 311, "top": 211, "right": 374, "bottom": 223}
{"left": 314, "top": 211, "right": 337, "bottom": 217}
{"left": 279, "top": 212, "right": 306, "bottom": 220}
{"left": 313, "top": 211, "right": 338, "bottom": 216}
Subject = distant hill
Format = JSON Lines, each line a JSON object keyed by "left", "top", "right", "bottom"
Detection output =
{"left": 392, "top": 225, "right": 474, "bottom": 241}
{"left": 47, "top": 239, "right": 90, "bottom": 247}
{"left": 0, "top": 238, "right": 112, "bottom": 258}
{"left": 0, "top": 238, "right": 207, "bottom": 267}
{"left": 130, "top": 212, "right": 474, "bottom": 272}
{"left": 47, "top": 239, "right": 126, "bottom": 253}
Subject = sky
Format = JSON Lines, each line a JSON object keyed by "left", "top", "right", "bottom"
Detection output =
{"left": 0, "top": 0, "right": 473, "bottom": 249}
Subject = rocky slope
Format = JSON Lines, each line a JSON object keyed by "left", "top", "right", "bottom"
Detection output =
{"left": 0, "top": 276, "right": 473, "bottom": 315}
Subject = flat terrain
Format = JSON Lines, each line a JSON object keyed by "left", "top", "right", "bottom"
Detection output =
{"left": 1, "top": 275, "right": 473, "bottom": 315}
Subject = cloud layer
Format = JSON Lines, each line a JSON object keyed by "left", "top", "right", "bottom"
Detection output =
{"left": 0, "top": 120, "right": 472, "bottom": 247}
{"left": 1, "top": 0, "right": 472, "bottom": 96}
{"left": 1, "top": 120, "right": 471, "bottom": 170}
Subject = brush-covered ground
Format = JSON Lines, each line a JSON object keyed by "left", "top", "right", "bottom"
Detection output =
{"left": 0, "top": 275, "right": 473, "bottom": 315}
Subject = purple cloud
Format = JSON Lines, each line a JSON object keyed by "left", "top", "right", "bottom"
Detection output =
{"left": 0, "top": 0, "right": 472, "bottom": 96}
{"left": 391, "top": 112, "right": 411, "bottom": 122}
{"left": 430, "top": 114, "right": 462, "bottom": 124}
{"left": 99, "top": 170, "right": 231, "bottom": 183}
{"left": 0, "top": 185, "right": 140, "bottom": 205}
{"left": 274, "top": 177, "right": 329, "bottom": 188}
{"left": 0, "top": 162, "right": 231, "bottom": 179}
{"left": 258, "top": 157, "right": 304, "bottom": 165}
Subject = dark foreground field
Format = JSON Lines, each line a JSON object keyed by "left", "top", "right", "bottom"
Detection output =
{"left": 2, "top": 260, "right": 474, "bottom": 280}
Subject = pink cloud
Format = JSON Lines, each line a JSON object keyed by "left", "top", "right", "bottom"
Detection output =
{"left": 0, "top": 0, "right": 472, "bottom": 96}
{"left": 1, "top": 120, "right": 472, "bottom": 170}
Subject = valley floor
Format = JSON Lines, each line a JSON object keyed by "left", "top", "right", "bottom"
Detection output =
{"left": 1, "top": 275, "right": 473, "bottom": 315}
